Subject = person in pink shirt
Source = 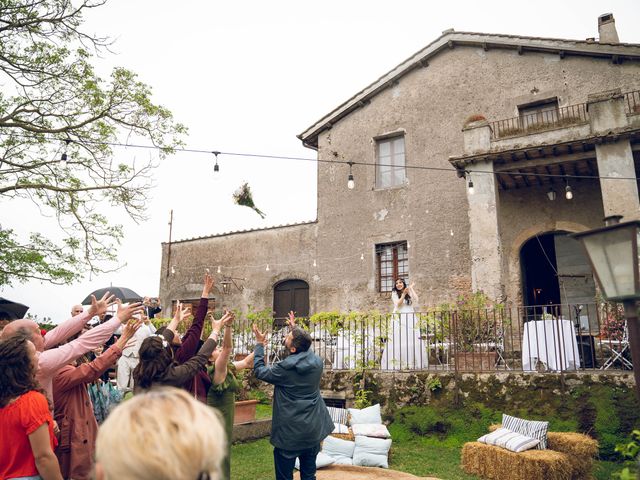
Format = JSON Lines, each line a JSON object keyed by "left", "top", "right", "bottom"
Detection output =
{"left": 1, "top": 292, "right": 143, "bottom": 403}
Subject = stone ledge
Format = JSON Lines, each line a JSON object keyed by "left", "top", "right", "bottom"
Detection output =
{"left": 232, "top": 418, "right": 271, "bottom": 444}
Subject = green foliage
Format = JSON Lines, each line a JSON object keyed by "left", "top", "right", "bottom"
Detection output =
{"left": 427, "top": 377, "right": 443, "bottom": 392}
{"left": 0, "top": 0, "right": 185, "bottom": 286}
{"left": 354, "top": 389, "right": 373, "bottom": 409}
{"left": 613, "top": 430, "right": 640, "bottom": 479}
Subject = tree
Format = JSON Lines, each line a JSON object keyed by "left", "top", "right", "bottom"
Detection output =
{"left": 0, "top": 0, "right": 186, "bottom": 286}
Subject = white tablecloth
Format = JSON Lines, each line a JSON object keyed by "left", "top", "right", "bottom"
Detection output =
{"left": 521, "top": 319, "right": 579, "bottom": 371}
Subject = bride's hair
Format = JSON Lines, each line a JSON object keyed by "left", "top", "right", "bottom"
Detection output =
{"left": 392, "top": 278, "right": 411, "bottom": 305}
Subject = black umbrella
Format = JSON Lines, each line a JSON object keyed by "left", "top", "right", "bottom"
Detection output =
{"left": 0, "top": 297, "right": 30, "bottom": 320}
{"left": 81, "top": 286, "right": 143, "bottom": 305}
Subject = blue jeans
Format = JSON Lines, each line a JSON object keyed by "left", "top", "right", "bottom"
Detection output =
{"left": 273, "top": 445, "right": 320, "bottom": 480}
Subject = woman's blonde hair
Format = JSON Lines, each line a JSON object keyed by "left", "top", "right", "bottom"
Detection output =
{"left": 95, "top": 387, "right": 225, "bottom": 480}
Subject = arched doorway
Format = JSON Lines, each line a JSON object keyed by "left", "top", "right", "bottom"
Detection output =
{"left": 520, "top": 231, "right": 596, "bottom": 324}
{"left": 273, "top": 279, "right": 309, "bottom": 328}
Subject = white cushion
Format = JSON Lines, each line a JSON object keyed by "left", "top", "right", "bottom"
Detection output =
{"left": 352, "top": 435, "right": 391, "bottom": 468}
{"left": 321, "top": 435, "right": 355, "bottom": 464}
{"left": 333, "top": 456, "right": 353, "bottom": 465}
{"left": 478, "top": 427, "right": 540, "bottom": 453}
{"left": 502, "top": 414, "right": 549, "bottom": 450}
{"left": 348, "top": 404, "right": 382, "bottom": 425}
{"left": 351, "top": 423, "right": 391, "bottom": 439}
{"left": 294, "top": 451, "right": 335, "bottom": 470}
{"left": 332, "top": 422, "right": 350, "bottom": 434}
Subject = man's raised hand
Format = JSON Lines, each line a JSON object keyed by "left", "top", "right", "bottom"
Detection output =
{"left": 252, "top": 324, "right": 266, "bottom": 344}
{"left": 87, "top": 292, "right": 117, "bottom": 318}
{"left": 116, "top": 299, "right": 145, "bottom": 323}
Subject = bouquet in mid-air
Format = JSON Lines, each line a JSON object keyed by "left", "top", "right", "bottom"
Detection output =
{"left": 233, "top": 182, "right": 266, "bottom": 219}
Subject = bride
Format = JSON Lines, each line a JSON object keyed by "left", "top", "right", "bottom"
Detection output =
{"left": 380, "top": 278, "right": 428, "bottom": 370}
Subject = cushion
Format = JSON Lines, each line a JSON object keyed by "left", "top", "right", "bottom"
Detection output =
{"left": 502, "top": 413, "right": 549, "bottom": 450}
{"left": 294, "top": 451, "right": 335, "bottom": 470}
{"left": 478, "top": 427, "right": 540, "bottom": 452}
{"left": 332, "top": 422, "right": 350, "bottom": 434}
{"left": 322, "top": 435, "right": 356, "bottom": 463}
{"left": 348, "top": 404, "right": 382, "bottom": 425}
{"left": 351, "top": 423, "right": 392, "bottom": 439}
{"left": 326, "top": 406, "right": 349, "bottom": 425}
{"left": 352, "top": 435, "right": 392, "bottom": 468}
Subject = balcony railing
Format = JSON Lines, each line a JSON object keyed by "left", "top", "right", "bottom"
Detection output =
{"left": 625, "top": 90, "right": 640, "bottom": 115}
{"left": 228, "top": 303, "right": 633, "bottom": 373}
{"left": 490, "top": 103, "right": 589, "bottom": 140}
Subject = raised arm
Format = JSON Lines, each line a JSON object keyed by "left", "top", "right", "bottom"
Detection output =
{"left": 176, "top": 272, "right": 215, "bottom": 362}
{"left": 44, "top": 292, "right": 116, "bottom": 349}
{"left": 53, "top": 319, "right": 143, "bottom": 392}
{"left": 212, "top": 313, "right": 234, "bottom": 385}
{"left": 392, "top": 290, "right": 404, "bottom": 309}
{"left": 165, "top": 330, "right": 218, "bottom": 387}
{"left": 233, "top": 351, "right": 255, "bottom": 371}
{"left": 39, "top": 302, "right": 143, "bottom": 378}
{"left": 252, "top": 324, "right": 287, "bottom": 385}
{"left": 408, "top": 282, "right": 419, "bottom": 304}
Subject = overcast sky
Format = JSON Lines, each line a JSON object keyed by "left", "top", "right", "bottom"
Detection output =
{"left": 3, "top": 0, "right": 640, "bottom": 322}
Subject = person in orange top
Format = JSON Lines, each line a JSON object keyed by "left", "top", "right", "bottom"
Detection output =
{"left": 0, "top": 332, "right": 63, "bottom": 480}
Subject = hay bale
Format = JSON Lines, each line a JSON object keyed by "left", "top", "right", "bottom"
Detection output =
{"left": 461, "top": 442, "right": 572, "bottom": 480}
{"left": 330, "top": 427, "right": 355, "bottom": 441}
{"left": 547, "top": 432, "right": 598, "bottom": 480}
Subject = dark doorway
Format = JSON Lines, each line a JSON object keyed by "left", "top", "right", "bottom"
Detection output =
{"left": 521, "top": 233, "right": 561, "bottom": 318}
{"left": 273, "top": 279, "right": 309, "bottom": 327}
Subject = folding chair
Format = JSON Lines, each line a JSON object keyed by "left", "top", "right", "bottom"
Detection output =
{"left": 601, "top": 322, "right": 633, "bottom": 370}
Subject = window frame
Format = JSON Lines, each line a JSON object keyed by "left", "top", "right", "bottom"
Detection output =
{"left": 375, "top": 241, "right": 409, "bottom": 293}
{"left": 375, "top": 134, "right": 406, "bottom": 189}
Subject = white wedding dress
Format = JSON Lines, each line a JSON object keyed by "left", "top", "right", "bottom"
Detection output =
{"left": 380, "top": 292, "right": 429, "bottom": 370}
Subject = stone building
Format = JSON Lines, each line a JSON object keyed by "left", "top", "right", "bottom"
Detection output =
{"left": 160, "top": 14, "right": 640, "bottom": 322}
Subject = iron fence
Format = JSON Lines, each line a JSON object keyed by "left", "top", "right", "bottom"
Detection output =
{"left": 229, "top": 303, "right": 633, "bottom": 373}
{"left": 489, "top": 103, "right": 589, "bottom": 140}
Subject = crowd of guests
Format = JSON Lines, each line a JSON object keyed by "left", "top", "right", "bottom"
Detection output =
{"left": 0, "top": 273, "right": 332, "bottom": 480}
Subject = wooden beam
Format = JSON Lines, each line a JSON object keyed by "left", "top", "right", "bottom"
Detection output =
{"left": 534, "top": 168, "right": 544, "bottom": 186}
{"left": 545, "top": 165, "right": 555, "bottom": 184}
{"left": 496, "top": 174, "right": 507, "bottom": 190}
{"left": 519, "top": 170, "right": 531, "bottom": 187}
{"left": 494, "top": 149, "right": 597, "bottom": 173}
{"left": 586, "top": 159, "right": 597, "bottom": 177}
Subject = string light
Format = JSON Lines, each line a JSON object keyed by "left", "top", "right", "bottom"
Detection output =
{"left": 60, "top": 138, "right": 71, "bottom": 168}
{"left": 171, "top": 265, "right": 176, "bottom": 274}
{"left": 565, "top": 180, "right": 573, "bottom": 200}
{"left": 360, "top": 253, "right": 364, "bottom": 261}
{"left": 217, "top": 265, "right": 221, "bottom": 274}
{"left": 347, "top": 161, "right": 355, "bottom": 189}
{"left": 212, "top": 151, "right": 220, "bottom": 174}
{"left": 265, "top": 263, "right": 270, "bottom": 271}
{"left": 547, "top": 187, "right": 557, "bottom": 201}
{"left": 8, "top": 133, "right": 636, "bottom": 183}
{"left": 467, "top": 179, "right": 474, "bottom": 194}
{"left": 313, "top": 259, "right": 317, "bottom": 267}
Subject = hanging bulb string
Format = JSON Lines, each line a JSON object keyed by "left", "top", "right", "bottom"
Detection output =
{"left": 2, "top": 131, "right": 637, "bottom": 183}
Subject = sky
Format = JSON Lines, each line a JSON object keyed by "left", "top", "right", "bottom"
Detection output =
{"left": 3, "top": 0, "right": 640, "bottom": 323}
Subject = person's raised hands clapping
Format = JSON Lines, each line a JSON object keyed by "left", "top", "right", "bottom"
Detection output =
{"left": 287, "top": 310, "right": 296, "bottom": 330}
{"left": 115, "top": 317, "right": 144, "bottom": 351}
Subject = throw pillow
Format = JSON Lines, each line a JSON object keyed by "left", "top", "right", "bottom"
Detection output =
{"left": 478, "top": 427, "right": 540, "bottom": 453}
{"left": 326, "top": 406, "right": 349, "bottom": 425}
{"left": 502, "top": 413, "right": 549, "bottom": 450}
{"left": 351, "top": 423, "right": 392, "bottom": 439}
{"left": 348, "top": 403, "right": 382, "bottom": 425}
{"left": 322, "top": 435, "right": 356, "bottom": 463}
{"left": 352, "top": 435, "right": 392, "bottom": 469}
{"left": 294, "top": 451, "right": 335, "bottom": 470}
{"left": 332, "top": 423, "right": 350, "bottom": 434}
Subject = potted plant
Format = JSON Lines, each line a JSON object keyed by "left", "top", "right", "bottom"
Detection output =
{"left": 234, "top": 369, "right": 260, "bottom": 424}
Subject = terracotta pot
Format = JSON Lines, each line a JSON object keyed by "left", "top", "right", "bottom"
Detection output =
{"left": 234, "top": 353, "right": 248, "bottom": 361}
{"left": 454, "top": 351, "right": 497, "bottom": 371}
{"left": 234, "top": 399, "right": 259, "bottom": 424}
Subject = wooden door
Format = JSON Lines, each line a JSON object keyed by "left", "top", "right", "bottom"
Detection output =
{"left": 273, "top": 279, "right": 309, "bottom": 327}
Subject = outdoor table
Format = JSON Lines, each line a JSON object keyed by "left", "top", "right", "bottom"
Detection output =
{"left": 521, "top": 319, "right": 579, "bottom": 371}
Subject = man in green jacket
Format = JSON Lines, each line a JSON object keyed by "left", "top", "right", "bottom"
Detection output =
{"left": 252, "top": 324, "right": 333, "bottom": 480}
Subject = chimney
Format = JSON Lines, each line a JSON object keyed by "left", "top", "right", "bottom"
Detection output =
{"left": 598, "top": 13, "right": 619, "bottom": 43}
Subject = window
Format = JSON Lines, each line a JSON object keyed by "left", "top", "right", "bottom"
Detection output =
{"left": 376, "top": 136, "right": 406, "bottom": 188}
{"left": 518, "top": 98, "right": 559, "bottom": 129}
{"left": 376, "top": 241, "right": 408, "bottom": 292}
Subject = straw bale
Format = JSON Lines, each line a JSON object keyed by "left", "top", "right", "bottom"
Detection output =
{"left": 330, "top": 427, "right": 355, "bottom": 441}
{"left": 461, "top": 442, "right": 572, "bottom": 480}
{"left": 547, "top": 432, "right": 598, "bottom": 480}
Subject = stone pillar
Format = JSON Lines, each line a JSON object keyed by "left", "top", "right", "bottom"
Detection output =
{"left": 463, "top": 121, "right": 503, "bottom": 299}
{"left": 588, "top": 90, "right": 640, "bottom": 221}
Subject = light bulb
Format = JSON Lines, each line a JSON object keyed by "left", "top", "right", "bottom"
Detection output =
{"left": 468, "top": 179, "right": 474, "bottom": 194}
{"left": 171, "top": 265, "right": 176, "bottom": 274}
{"left": 347, "top": 174, "right": 355, "bottom": 189}
{"left": 265, "top": 264, "right": 270, "bottom": 271}
{"left": 217, "top": 265, "right": 221, "bottom": 274}
{"left": 60, "top": 152, "right": 68, "bottom": 169}
{"left": 565, "top": 184, "right": 573, "bottom": 200}
{"left": 313, "top": 259, "right": 317, "bottom": 267}
{"left": 547, "top": 187, "right": 557, "bottom": 201}
{"left": 360, "top": 253, "right": 364, "bottom": 261}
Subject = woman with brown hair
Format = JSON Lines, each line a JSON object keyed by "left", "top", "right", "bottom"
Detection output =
{"left": 0, "top": 333, "right": 63, "bottom": 480}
